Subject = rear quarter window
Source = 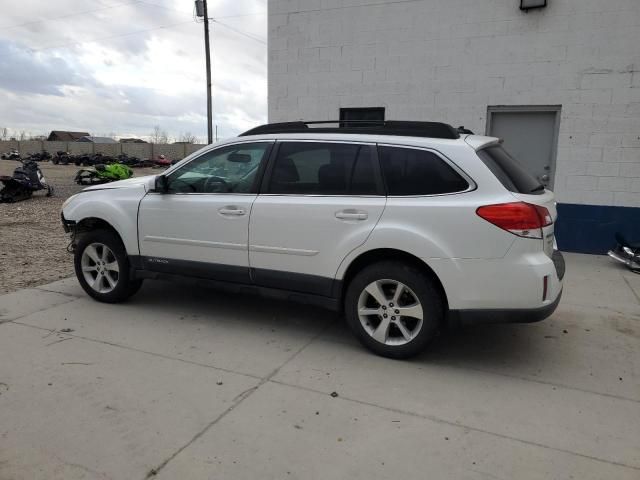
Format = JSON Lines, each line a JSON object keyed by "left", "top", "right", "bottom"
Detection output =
{"left": 378, "top": 146, "right": 469, "bottom": 196}
{"left": 477, "top": 145, "right": 544, "bottom": 195}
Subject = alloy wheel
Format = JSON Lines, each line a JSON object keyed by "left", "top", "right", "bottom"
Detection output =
{"left": 357, "top": 279, "right": 424, "bottom": 346}
{"left": 81, "top": 242, "right": 120, "bottom": 294}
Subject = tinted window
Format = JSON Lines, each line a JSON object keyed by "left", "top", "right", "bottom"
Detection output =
{"left": 477, "top": 146, "right": 544, "bottom": 195}
{"left": 269, "top": 142, "right": 379, "bottom": 195}
{"left": 379, "top": 146, "right": 469, "bottom": 196}
{"left": 167, "top": 143, "right": 270, "bottom": 194}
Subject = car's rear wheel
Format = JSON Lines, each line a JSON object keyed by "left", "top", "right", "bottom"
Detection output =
{"left": 344, "top": 261, "right": 443, "bottom": 359}
{"left": 74, "top": 229, "right": 143, "bottom": 303}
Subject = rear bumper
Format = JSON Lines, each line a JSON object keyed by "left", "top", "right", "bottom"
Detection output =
{"left": 448, "top": 288, "right": 562, "bottom": 327}
{"left": 427, "top": 249, "right": 565, "bottom": 323}
{"left": 552, "top": 250, "right": 566, "bottom": 281}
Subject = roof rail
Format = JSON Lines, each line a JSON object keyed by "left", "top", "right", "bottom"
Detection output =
{"left": 239, "top": 120, "right": 460, "bottom": 139}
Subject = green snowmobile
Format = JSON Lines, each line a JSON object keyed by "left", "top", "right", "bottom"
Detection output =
{"left": 75, "top": 163, "right": 133, "bottom": 185}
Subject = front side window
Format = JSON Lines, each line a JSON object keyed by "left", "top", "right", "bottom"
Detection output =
{"left": 268, "top": 142, "right": 379, "bottom": 195}
{"left": 167, "top": 142, "right": 270, "bottom": 194}
{"left": 379, "top": 146, "right": 469, "bottom": 196}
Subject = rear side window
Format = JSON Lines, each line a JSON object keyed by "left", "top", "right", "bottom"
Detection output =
{"left": 378, "top": 146, "right": 469, "bottom": 196}
{"left": 269, "top": 142, "right": 379, "bottom": 195}
{"left": 477, "top": 146, "right": 544, "bottom": 195}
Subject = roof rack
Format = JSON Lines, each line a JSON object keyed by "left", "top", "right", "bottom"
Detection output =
{"left": 239, "top": 120, "right": 461, "bottom": 139}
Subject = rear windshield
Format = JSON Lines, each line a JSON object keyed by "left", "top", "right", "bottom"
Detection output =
{"left": 477, "top": 145, "right": 544, "bottom": 195}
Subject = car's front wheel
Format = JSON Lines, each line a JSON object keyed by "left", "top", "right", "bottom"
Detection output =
{"left": 74, "top": 229, "right": 143, "bottom": 303}
{"left": 344, "top": 261, "right": 443, "bottom": 359}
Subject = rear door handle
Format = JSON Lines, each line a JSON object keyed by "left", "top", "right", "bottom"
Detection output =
{"left": 335, "top": 210, "right": 368, "bottom": 221}
{"left": 218, "top": 206, "right": 246, "bottom": 216}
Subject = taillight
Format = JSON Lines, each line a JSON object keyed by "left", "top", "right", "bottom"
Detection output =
{"left": 476, "top": 202, "right": 552, "bottom": 239}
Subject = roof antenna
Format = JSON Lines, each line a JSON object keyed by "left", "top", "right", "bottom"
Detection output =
{"left": 457, "top": 126, "right": 474, "bottom": 134}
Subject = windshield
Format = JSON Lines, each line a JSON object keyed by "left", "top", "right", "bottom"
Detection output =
{"left": 477, "top": 145, "right": 545, "bottom": 195}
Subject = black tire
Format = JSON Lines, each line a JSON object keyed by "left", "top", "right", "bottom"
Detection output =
{"left": 344, "top": 261, "right": 443, "bottom": 359}
{"left": 74, "top": 229, "right": 143, "bottom": 303}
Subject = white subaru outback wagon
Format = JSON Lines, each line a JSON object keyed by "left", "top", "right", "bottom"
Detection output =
{"left": 62, "top": 121, "right": 564, "bottom": 358}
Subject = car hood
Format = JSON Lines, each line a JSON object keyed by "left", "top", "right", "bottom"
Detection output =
{"left": 83, "top": 174, "right": 157, "bottom": 192}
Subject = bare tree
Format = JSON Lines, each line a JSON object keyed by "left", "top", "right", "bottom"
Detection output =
{"left": 0, "top": 127, "right": 8, "bottom": 141}
{"left": 18, "top": 131, "right": 27, "bottom": 141}
{"left": 150, "top": 125, "right": 169, "bottom": 144}
{"left": 179, "top": 132, "right": 198, "bottom": 144}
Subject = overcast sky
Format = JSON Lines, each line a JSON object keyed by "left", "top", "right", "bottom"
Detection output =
{"left": 0, "top": 0, "right": 267, "bottom": 142}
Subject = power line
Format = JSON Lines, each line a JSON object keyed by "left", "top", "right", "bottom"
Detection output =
{"left": 211, "top": 12, "right": 267, "bottom": 19}
{"left": 137, "top": 0, "right": 266, "bottom": 19}
{"left": 0, "top": 0, "right": 264, "bottom": 31}
{"left": 0, "top": 4, "right": 266, "bottom": 59}
{"left": 211, "top": 20, "right": 267, "bottom": 45}
{"left": 0, "top": 0, "right": 145, "bottom": 30}
{"left": 0, "top": 18, "right": 265, "bottom": 59}
{"left": 0, "top": 20, "right": 195, "bottom": 58}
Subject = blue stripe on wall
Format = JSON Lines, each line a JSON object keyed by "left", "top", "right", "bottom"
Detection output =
{"left": 555, "top": 203, "right": 640, "bottom": 254}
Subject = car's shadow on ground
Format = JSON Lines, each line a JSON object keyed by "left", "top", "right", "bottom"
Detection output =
{"left": 130, "top": 279, "right": 543, "bottom": 370}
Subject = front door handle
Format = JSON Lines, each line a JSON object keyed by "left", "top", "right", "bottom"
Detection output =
{"left": 218, "top": 206, "right": 246, "bottom": 216}
{"left": 335, "top": 209, "right": 368, "bottom": 221}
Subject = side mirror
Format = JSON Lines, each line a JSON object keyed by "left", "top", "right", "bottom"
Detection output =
{"left": 154, "top": 174, "right": 169, "bottom": 193}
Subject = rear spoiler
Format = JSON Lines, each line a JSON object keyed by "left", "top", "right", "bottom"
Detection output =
{"left": 464, "top": 135, "right": 502, "bottom": 151}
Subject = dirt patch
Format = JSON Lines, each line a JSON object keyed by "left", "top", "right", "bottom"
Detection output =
{"left": 0, "top": 161, "right": 158, "bottom": 294}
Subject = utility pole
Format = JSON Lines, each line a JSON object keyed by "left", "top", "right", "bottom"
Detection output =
{"left": 195, "top": 0, "right": 213, "bottom": 144}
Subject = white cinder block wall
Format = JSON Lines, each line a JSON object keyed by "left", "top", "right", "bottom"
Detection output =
{"left": 268, "top": 0, "right": 640, "bottom": 210}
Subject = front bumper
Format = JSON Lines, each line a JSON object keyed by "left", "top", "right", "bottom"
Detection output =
{"left": 61, "top": 212, "right": 76, "bottom": 233}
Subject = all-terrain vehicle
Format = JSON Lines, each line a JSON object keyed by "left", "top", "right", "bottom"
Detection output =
{"left": 52, "top": 151, "right": 71, "bottom": 165}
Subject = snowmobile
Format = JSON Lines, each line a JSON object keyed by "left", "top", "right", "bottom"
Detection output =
{"left": 75, "top": 163, "right": 133, "bottom": 185}
{"left": 0, "top": 158, "right": 54, "bottom": 202}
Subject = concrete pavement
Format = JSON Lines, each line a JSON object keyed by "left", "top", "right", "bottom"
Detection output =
{"left": 0, "top": 253, "right": 639, "bottom": 479}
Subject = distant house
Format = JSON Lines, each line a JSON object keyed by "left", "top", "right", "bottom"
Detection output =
{"left": 77, "top": 136, "right": 118, "bottom": 144}
{"left": 119, "top": 138, "right": 147, "bottom": 144}
{"left": 47, "top": 131, "right": 90, "bottom": 142}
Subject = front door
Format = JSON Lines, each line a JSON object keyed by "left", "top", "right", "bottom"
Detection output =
{"left": 249, "top": 141, "right": 386, "bottom": 297}
{"left": 487, "top": 106, "right": 560, "bottom": 189}
{"left": 137, "top": 141, "right": 273, "bottom": 283}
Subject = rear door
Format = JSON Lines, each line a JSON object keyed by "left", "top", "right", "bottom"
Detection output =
{"left": 248, "top": 140, "right": 386, "bottom": 296}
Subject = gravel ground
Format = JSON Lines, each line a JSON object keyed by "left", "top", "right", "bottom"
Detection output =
{"left": 0, "top": 160, "right": 157, "bottom": 294}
